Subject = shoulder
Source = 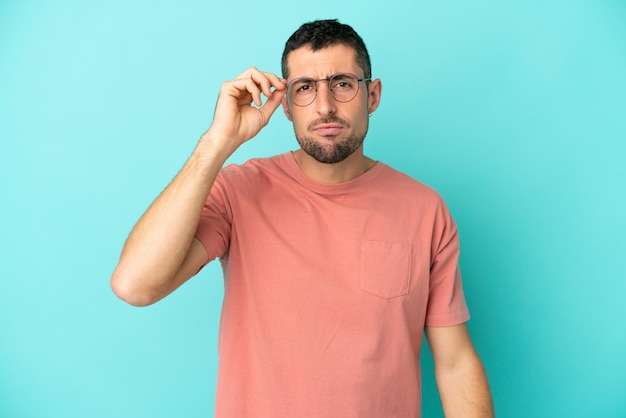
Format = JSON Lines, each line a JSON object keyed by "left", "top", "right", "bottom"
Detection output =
{"left": 213, "top": 153, "right": 294, "bottom": 200}
{"left": 376, "top": 163, "right": 445, "bottom": 205}
{"left": 219, "top": 153, "right": 289, "bottom": 180}
{"left": 372, "top": 163, "right": 458, "bottom": 232}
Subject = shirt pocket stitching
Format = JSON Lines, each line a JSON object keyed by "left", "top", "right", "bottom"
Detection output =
{"left": 359, "top": 240, "right": 412, "bottom": 299}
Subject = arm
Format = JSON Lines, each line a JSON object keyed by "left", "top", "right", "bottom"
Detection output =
{"left": 110, "top": 68, "right": 287, "bottom": 306}
{"left": 425, "top": 324, "right": 494, "bottom": 418}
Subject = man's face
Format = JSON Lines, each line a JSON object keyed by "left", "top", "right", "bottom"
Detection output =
{"left": 282, "top": 44, "right": 380, "bottom": 164}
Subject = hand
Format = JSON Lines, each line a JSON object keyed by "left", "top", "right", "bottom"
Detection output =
{"left": 205, "top": 67, "right": 287, "bottom": 153}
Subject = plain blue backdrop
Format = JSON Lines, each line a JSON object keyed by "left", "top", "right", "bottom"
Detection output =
{"left": 1, "top": 1, "right": 625, "bottom": 416}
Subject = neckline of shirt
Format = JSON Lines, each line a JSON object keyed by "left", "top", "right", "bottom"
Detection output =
{"left": 281, "top": 151, "right": 386, "bottom": 195}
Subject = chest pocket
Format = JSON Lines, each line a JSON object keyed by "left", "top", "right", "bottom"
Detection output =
{"left": 360, "top": 240, "right": 412, "bottom": 299}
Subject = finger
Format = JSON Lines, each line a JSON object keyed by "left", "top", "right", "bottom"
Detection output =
{"left": 260, "top": 72, "right": 288, "bottom": 93}
{"left": 242, "top": 76, "right": 285, "bottom": 108}
{"left": 258, "top": 88, "right": 286, "bottom": 126}
{"left": 225, "top": 78, "right": 263, "bottom": 107}
{"left": 246, "top": 78, "right": 264, "bottom": 107}
{"left": 238, "top": 67, "right": 287, "bottom": 97}
{"left": 253, "top": 72, "right": 274, "bottom": 98}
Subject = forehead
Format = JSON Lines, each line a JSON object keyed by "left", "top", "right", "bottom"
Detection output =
{"left": 285, "top": 44, "right": 361, "bottom": 79}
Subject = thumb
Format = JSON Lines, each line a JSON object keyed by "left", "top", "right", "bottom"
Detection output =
{"left": 258, "top": 89, "right": 286, "bottom": 127}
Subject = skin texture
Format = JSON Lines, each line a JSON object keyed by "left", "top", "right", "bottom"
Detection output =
{"left": 110, "top": 43, "right": 493, "bottom": 417}
{"left": 426, "top": 325, "right": 494, "bottom": 417}
{"left": 109, "top": 66, "right": 287, "bottom": 306}
{"left": 281, "top": 44, "right": 381, "bottom": 183}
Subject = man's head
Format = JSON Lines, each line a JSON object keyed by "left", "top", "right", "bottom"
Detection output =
{"left": 281, "top": 19, "right": 371, "bottom": 81}
{"left": 280, "top": 20, "right": 380, "bottom": 166}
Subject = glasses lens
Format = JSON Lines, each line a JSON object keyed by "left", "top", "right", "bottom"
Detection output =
{"left": 288, "top": 73, "right": 362, "bottom": 106}
{"left": 330, "top": 73, "right": 359, "bottom": 103}
{"left": 289, "top": 79, "right": 317, "bottom": 106}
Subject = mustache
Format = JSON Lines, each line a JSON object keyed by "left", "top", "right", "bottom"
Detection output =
{"left": 308, "top": 117, "right": 350, "bottom": 131}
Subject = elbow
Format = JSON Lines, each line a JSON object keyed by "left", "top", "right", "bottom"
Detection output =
{"left": 110, "top": 269, "right": 159, "bottom": 307}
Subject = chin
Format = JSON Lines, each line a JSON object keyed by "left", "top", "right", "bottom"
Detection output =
{"left": 297, "top": 134, "right": 365, "bottom": 165}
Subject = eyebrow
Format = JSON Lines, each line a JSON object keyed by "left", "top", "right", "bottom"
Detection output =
{"left": 289, "top": 72, "right": 361, "bottom": 82}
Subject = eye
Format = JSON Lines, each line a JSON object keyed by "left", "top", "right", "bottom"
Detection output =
{"left": 330, "top": 75, "right": 355, "bottom": 90}
{"left": 292, "top": 79, "right": 316, "bottom": 94}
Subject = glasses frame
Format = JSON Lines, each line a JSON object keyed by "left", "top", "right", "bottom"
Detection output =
{"left": 286, "top": 72, "right": 372, "bottom": 107}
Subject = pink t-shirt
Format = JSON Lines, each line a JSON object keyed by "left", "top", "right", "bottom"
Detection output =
{"left": 195, "top": 152, "right": 469, "bottom": 417}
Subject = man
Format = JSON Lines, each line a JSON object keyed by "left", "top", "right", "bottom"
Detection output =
{"left": 111, "top": 19, "right": 493, "bottom": 417}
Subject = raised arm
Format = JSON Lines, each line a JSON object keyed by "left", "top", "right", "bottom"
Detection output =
{"left": 425, "top": 324, "right": 494, "bottom": 417}
{"left": 110, "top": 68, "right": 287, "bottom": 306}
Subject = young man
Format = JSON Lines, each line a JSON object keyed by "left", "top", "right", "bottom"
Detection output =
{"left": 111, "top": 19, "right": 493, "bottom": 417}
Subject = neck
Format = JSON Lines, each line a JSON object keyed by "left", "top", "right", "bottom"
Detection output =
{"left": 292, "top": 147, "right": 376, "bottom": 184}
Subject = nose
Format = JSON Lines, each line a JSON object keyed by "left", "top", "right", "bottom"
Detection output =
{"left": 314, "top": 81, "right": 335, "bottom": 115}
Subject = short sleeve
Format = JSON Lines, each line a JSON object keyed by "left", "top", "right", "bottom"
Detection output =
{"left": 425, "top": 199, "right": 470, "bottom": 327}
{"left": 194, "top": 171, "right": 233, "bottom": 263}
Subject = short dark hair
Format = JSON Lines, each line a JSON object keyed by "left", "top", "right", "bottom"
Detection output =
{"left": 281, "top": 19, "right": 371, "bottom": 80}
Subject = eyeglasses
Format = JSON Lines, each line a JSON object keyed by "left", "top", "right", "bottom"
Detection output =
{"left": 287, "top": 73, "right": 371, "bottom": 107}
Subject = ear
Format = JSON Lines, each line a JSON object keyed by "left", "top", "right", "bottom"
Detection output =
{"left": 281, "top": 95, "right": 293, "bottom": 121}
{"left": 366, "top": 78, "right": 382, "bottom": 114}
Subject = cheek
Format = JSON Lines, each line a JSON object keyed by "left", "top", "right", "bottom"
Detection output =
{"left": 289, "top": 110, "right": 309, "bottom": 130}
{"left": 351, "top": 107, "right": 370, "bottom": 129}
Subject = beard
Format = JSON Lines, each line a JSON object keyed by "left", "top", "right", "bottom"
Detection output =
{"left": 296, "top": 117, "right": 368, "bottom": 164}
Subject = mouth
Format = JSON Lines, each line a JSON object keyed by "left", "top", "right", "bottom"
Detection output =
{"left": 309, "top": 116, "right": 349, "bottom": 137}
{"left": 312, "top": 123, "right": 344, "bottom": 136}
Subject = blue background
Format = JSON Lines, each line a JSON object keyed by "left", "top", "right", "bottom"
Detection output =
{"left": 1, "top": 1, "right": 625, "bottom": 416}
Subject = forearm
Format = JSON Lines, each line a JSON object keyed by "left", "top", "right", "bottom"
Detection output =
{"left": 111, "top": 68, "right": 286, "bottom": 306}
{"left": 110, "top": 132, "right": 233, "bottom": 305}
{"left": 435, "top": 350, "right": 494, "bottom": 418}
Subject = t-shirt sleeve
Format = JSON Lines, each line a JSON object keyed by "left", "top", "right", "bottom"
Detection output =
{"left": 424, "top": 198, "right": 470, "bottom": 327}
{"left": 194, "top": 171, "right": 233, "bottom": 263}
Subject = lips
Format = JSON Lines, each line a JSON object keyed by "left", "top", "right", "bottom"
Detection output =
{"left": 313, "top": 123, "right": 344, "bottom": 136}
